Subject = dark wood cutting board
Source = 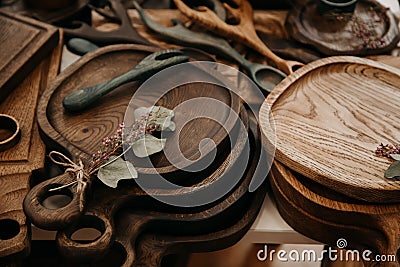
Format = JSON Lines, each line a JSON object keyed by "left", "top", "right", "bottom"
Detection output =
{"left": 270, "top": 160, "right": 400, "bottom": 266}
{"left": 19, "top": 181, "right": 266, "bottom": 267}
{"left": 0, "top": 32, "right": 62, "bottom": 262}
{"left": 260, "top": 56, "right": 400, "bottom": 203}
{"left": 111, "top": 112, "right": 267, "bottom": 267}
{"left": 38, "top": 44, "right": 241, "bottom": 176}
{"left": 116, "top": 184, "right": 266, "bottom": 267}
{"left": 0, "top": 11, "right": 59, "bottom": 103}
{"left": 46, "top": 111, "right": 264, "bottom": 266}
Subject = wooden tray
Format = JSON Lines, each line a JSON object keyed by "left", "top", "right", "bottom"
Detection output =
{"left": 0, "top": 32, "right": 62, "bottom": 261}
{"left": 286, "top": 0, "right": 400, "bottom": 56}
{"left": 270, "top": 160, "right": 400, "bottom": 265}
{"left": 0, "top": 11, "right": 59, "bottom": 103}
{"left": 38, "top": 44, "right": 241, "bottom": 175}
{"left": 260, "top": 56, "right": 400, "bottom": 203}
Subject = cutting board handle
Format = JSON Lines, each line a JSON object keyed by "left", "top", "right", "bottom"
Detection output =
{"left": 23, "top": 173, "right": 82, "bottom": 230}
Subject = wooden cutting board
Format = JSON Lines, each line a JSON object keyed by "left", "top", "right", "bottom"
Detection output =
{"left": 0, "top": 31, "right": 62, "bottom": 261}
{"left": 270, "top": 160, "right": 400, "bottom": 266}
{"left": 0, "top": 11, "right": 59, "bottom": 103}
{"left": 38, "top": 44, "right": 241, "bottom": 175}
{"left": 260, "top": 56, "right": 400, "bottom": 203}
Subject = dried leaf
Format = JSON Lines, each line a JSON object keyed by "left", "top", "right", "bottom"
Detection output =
{"left": 134, "top": 106, "right": 175, "bottom": 131}
{"left": 390, "top": 154, "right": 400, "bottom": 161}
{"left": 384, "top": 160, "right": 400, "bottom": 179}
{"left": 131, "top": 134, "right": 166, "bottom": 158}
{"left": 97, "top": 157, "right": 138, "bottom": 188}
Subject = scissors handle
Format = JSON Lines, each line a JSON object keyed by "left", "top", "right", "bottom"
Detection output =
{"left": 62, "top": 65, "right": 150, "bottom": 112}
{"left": 23, "top": 172, "right": 82, "bottom": 230}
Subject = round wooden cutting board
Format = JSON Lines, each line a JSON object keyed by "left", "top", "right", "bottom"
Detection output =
{"left": 260, "top": 56, "right": 400, "bottom": 203}
{"left": 38, "top": 44, "right": 242, "bottom": 176}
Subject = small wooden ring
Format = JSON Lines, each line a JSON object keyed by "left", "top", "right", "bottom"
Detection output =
{"left": 0, "top": 114, "right": 21, "bottom": 152}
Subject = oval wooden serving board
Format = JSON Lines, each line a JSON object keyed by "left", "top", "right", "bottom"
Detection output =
{"left": 270, "top": 160, "right": 400, "bottom": 266}
{"left": 25, "top": 44, "right": 249, "bottom": 233}
{"left": 38, "top": 44, "right": 241, "bottom": 176}
{"left": 0, "top": 32, "right": 62, "bottom": 262}
{"left": 260, "top": 56, "right": 400, "bottom": 203}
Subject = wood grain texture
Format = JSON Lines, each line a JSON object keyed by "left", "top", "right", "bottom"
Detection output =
{"left": 0, "top": 11, "right": 59, "bottom": 103}
{"left": 286, "top": 0, "right": 400, "bottom": 56}
{"left": 260, "top": 56, "right": 400, "bottom": 203}
{"left": 270, "top": 160, "right": 400, "bottom": 267}
{"left": 0, "top": 31, "right": 62, "bottom": 260}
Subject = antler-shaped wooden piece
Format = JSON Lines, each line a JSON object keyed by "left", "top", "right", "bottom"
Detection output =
{"left": 63, "top": 0, "right": 153, "bottom": 46}
{"left": 174, "top": 0, "right": 303, "bottom": 74}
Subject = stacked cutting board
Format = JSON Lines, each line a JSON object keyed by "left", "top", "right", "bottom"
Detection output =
{"left": 259, "top": 56, "right": 400, "bottom": 266}
{"left": 0, "top": 11, "right": 60, "bottom": 264}
{"left": 22, "top": 44, "right": 267, "bottom": 266}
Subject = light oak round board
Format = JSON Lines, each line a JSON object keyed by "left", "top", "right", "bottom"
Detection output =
{"left": 260, "top": 56, "right": 400, "bottom": 203}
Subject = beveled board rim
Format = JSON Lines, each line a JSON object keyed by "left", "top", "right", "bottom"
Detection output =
{"left": 259, "top": 56, "right": 400, "bottom": 203}
{"left": 37, "top": 44, "right": 242, "bottom": 175}
{"left": 271, "top": 160, "right": 400, "bottom": 214}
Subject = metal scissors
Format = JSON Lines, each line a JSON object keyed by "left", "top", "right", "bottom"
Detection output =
{"left": 133, "top": 1, "right": 286, "bottom": 93}
{"left": 62, "top": 49, "right": 189, "bottom": 112}
{"left": 173, "top": 0, "right": 304, "bottom": 75}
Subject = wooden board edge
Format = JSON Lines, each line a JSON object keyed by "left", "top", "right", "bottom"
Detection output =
{"left": 0, "top": 11, "right": 59, "bottom": 103}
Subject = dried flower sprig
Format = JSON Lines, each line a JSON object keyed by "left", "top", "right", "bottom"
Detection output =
{"left": 48, "top": 106, "right": 175, "bottom": 211}
{"left": 89, "top": 122, "right": 126, "bottom": 173}
{"left": 324, "top": 5, "right": 389, "bottom": 49}
{"left": 375, "top": 143, "right": 400, "bottom": 159}
{"left": 348, "top": 6, "right": 389, "bottom": 49}
{"left": 375, "top": 142, "right": 400, "bottom": 180}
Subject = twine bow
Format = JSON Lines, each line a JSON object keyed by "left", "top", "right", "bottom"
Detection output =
{"left": 48, "top": 151, "right": 90, "bottom": 212}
